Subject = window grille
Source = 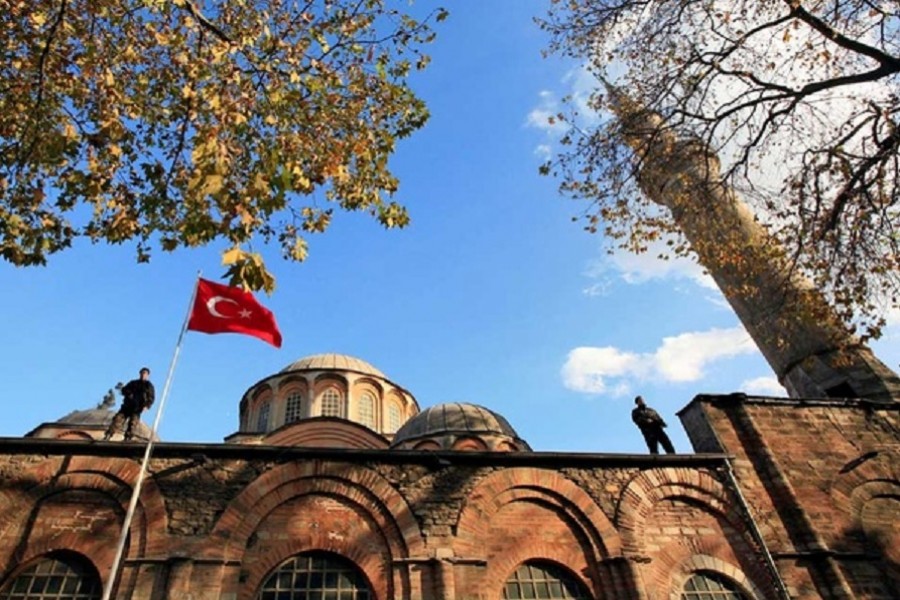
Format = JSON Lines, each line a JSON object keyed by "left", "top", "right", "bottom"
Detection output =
{"left": 321, "top": 388, "right": 344, "bottom": 418}
{"left": 0, "top": 555, "right": 101, "bottom": 600}
{"left": 284, "top": 392, "right": 304, "bottom": 424}
{"left": 502, "top": 561, "right": 590, "bottom": 600}
{"left": 257, "top": 552, "right": 371, "bottom": 600}
{"left": 256, "top": 401, "right": 270, "bottom": 431}
{"left": 681, "top": 572, "right": 748, "bottom": 599}
{"left": 358, "top": 393, "right": 375, "bottom": 428}
{"left": 387, "top": 404, "right": 402, "bottom": 433}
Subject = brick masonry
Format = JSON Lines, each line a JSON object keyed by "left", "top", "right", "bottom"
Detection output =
{"left": 680, "top": 395, "right": 900, "bottom": 599}
{"left": 0, "top": 394, "right": 895, "bottom": 599}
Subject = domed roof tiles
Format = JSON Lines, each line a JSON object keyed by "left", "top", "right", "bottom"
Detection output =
{"left": 58, "top": 408, "right": 118, "bottom": 426}
{"left": 48, "top": 407, "right": 156, "bottom": 441}
{"left": 392, "top": 402, "right": 525, "bottom": 445}
{"left": 280, "top": 353, "right": 387, "bottom": 378}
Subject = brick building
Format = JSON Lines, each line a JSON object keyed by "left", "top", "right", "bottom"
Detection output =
{"left": 0, "top": 353, "right": 897, "bottom": 599}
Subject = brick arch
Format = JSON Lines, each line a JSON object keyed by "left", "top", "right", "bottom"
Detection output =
{"left": 211, "top": 461, "right": 424, "bottom": 563}
{"left": 491, "top": 555, "right": 594, "bottom": 600}
{"left": 314, "top": 373, "right": 349, "bottom": 387}
{"left": 479, "top": 519, "right": 598, "bottom": 599}
{"left": 838, "top": 478, "right": 900, "bottom": 577}
{"left": 847, "top": 480, "right": 900, "bottom": 519}
{"left": 0, "top": 455, "right": 168, "bottom": 586}
{"left": 615, "top": 468, "right": 737, "bottom": 555}
{"left": 238, "top": 510, "right": 394, "bottom": 600}
{"left": 666, "top": 553, "right": 767, "bottom": 600}
{"left": 276, "top": 374, "right": 310, "bottom": 393}
{"left": 263, "top": 418, "right": 390, "bottom": 448}
{"left": 56, "top": 430, "right": 94, "bottom": 440}
{"left": 352, "top": 376, "right": 385, "bottom": 396}
{"left": 245, "top": 386, "right": 275, "bottom": 430}
{"left": 830, "top": 449, "right": 900, "bottom": 516}
{"left": 276, "top": 378, "right": 309, "bottom": 403}
{"left": 451, "top": 436, "right": 489, "bottom": 451}
{"left": 456, "top": 467, "right": 622, "bottom": 558}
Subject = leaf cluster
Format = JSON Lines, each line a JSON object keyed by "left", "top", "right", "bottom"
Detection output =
{"left": 539, "top": 0, "right": 900, "bottom": 339}
{"left": 0, "top": 0, "right": 448, "bottom": 291}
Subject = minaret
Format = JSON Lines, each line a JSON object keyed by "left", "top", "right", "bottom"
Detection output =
{"left": 607, "top": 89, "right": 900, "bottom": 402}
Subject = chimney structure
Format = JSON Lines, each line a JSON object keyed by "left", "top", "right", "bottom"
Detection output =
{"left": 607, "top": 90, "right": 900, "bottom": 402}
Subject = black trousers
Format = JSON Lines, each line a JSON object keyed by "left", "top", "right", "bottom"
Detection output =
{"left": 104, "top": 408, "right": 141, "bottom": 440}
{"left": 642, "top": 427, "right": 675, "bottom": 454}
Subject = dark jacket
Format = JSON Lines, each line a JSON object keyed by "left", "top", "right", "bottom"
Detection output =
{"left": 122, "top": 379, "right": 155, "bottom": 412}
{"left": 632, "top": 406, "right": 666, "bottom": 432}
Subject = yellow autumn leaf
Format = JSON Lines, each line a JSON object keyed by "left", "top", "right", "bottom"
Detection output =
{"left": 221, "top": 246, "right": 245, "bottom": 265}
{"left": 198, "top": 174, "right": 224, "bottom": 197}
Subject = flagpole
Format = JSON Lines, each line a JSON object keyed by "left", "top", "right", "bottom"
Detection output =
{"left": 102, "top": 272, "right": 202, "bottom": 600}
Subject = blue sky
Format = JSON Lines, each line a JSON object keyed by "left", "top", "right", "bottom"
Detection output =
{"left": 3, "top": 2, "right": 899, "bottom": 453}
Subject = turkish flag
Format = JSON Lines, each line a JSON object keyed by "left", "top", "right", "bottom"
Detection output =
{"left": 187, "top": 278, "right": 283, "bottom": 348}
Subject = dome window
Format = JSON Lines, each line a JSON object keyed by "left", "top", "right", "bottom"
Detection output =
{"left": 358, "top": 393, "right": 375, "bottom": 429}
{"left": 256, "top": 401, "right": 270, "bottom": 431}
{"left": 387, "top": 403, "right": 402, "bottom": 433}
{"left": 284, "top": 392, "right": 304, "bottom": 424}
{"left": 321, "top": 388, "right": 345, "bottom": 418}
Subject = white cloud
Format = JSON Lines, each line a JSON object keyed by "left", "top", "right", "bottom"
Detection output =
{"left": 561, "top": 346, "right": 644, "bottom": 394}
{"left": 740, "top": 376, "right": 786, "bottom": 396}
{"left": 655, "top": 328, "right": 757, "bottom": 381}
{"left": 533, "top": 144, "right": 552, "bottom": 160}
{"left": 525, "top": 69, "right": 606, "bottom": 157}
{"left": 606, "top": 247, "right": 717, "bottom": 290}
{"left": 582, "top": 280, "right": 611, "bottom": 297}
{"left": 525, "top": 90, "right": 568, "bottom": 134}
{"left": 562, "top": 326, "right": 759, "bottom": 395}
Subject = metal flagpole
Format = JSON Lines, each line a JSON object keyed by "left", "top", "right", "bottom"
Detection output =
{"left": 101, "top": 273, "right": 202, "bottom": 600}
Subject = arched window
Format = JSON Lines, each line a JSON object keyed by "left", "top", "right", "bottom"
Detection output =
{"left": 321, "top": 388, "right": 344, "bottom": 418}
{"left": 257, "top": 551, "right": 371, "bottom": 600}
{"left": 387, "top": 403, "right": 402, "bottom": 433}
{"left": 452, "top": 437, "right": 489, "bottom": 451}
{"left": 284, "top": 392, "right": 304, "bottom": 424}
{"left": 357, "top": 393, "right": 375, "bottom": 428}
{"left": 502, "top": 560, "right": 590, "bottom": 599}
{"left": 681, "top": 572, "right": 748, "bottom": 599}
{"left": 0, "top": 554, "right": 101, "bottom": 600}
{"left": 256, "top": 401, "right": 270, "bottom": 431}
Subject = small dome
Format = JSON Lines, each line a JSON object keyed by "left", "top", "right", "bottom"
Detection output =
{"left": 280, "top": 353, "right": 387, "bottom": 378}
{"left": 27, "top": 407, "right": 156, "bottom": 442}
{"left": 58, "top": 408, "right": 119, "bottom": 426}
{"left": 392, "top": 403, "right": 530, "bottom": 451}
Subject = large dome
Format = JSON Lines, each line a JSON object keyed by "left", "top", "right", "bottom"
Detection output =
{"left": 232, "top": 352, "right": 418, "bottom": 446}
{"left": 280, "top": 353, "right": 387, "bottom": 379}
{"left": 391, "top": 402, "right": 530, "bottom": 451}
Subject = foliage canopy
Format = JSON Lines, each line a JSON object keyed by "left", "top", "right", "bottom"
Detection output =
{"left": 540, "top": 0, "right": 900, "bottom": 339}
{"left": 1, "top": 0, "right": 447, "bottom": 291}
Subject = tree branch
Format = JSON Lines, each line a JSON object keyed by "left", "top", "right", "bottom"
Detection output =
{"left": 177, "top": 0, "right": 232, "bottom": 43}
{"left": 786, "top": 0, "right": 900, "bottom": 69}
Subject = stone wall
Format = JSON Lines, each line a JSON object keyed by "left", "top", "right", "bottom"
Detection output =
{"left": 0, "top": 441, "right": 774, "bottom": 600}
{"left": 680, "top": 395, "right": 900, "bottom": 599}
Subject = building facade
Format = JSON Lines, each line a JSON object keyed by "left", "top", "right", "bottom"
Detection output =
{"left": 0, "top": 353, "right": 897, "bottom": 599}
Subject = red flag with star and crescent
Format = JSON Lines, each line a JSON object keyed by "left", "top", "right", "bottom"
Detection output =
{"left": 187, "top": 278, "right": 282, "bottom": 348}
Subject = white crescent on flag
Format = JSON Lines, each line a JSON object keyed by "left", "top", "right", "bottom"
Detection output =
{"left": 207, "top": 296, "right": 240, "bottom": 318}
